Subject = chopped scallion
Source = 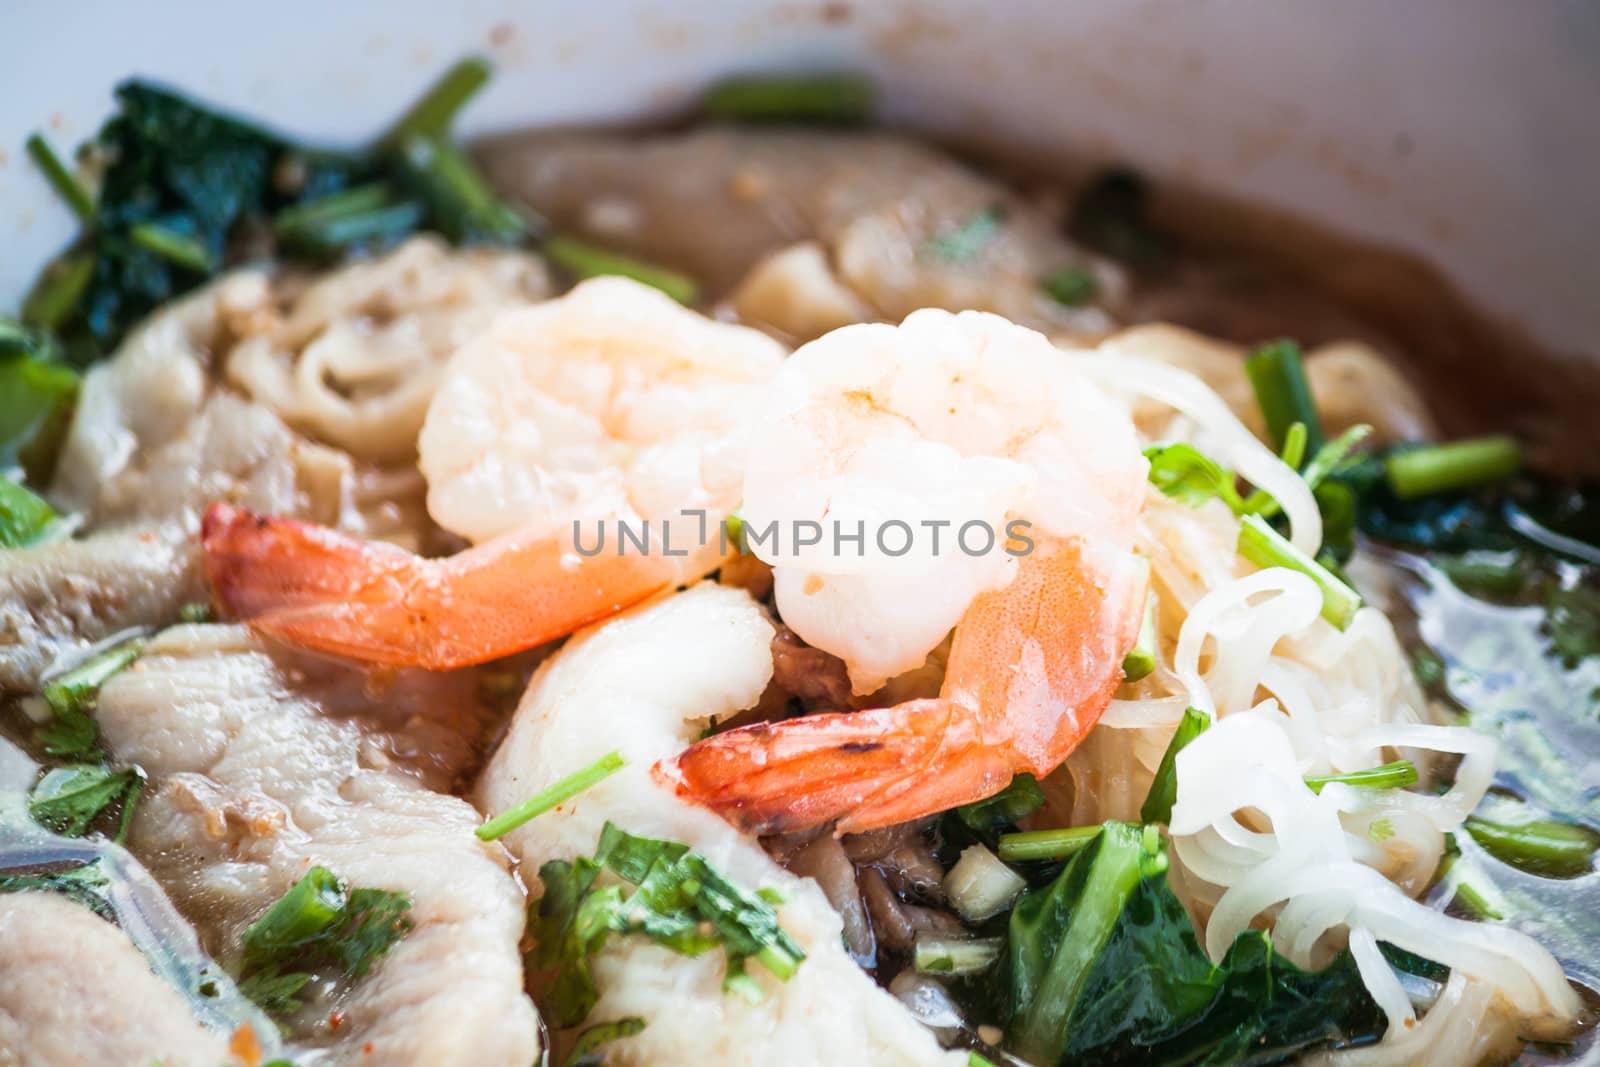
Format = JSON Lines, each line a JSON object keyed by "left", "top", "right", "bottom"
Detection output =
{"left": 541, "top": 237, "right": 700, "bottom": 305}
{"left": 1384, "top": 436, "right": 1521, "bottom": 500}
{"left": 1237, "top": 513, "right": 1362, "bottom": 629}
{"left": 477, "top": 750, "right": 625, "bottom": 841}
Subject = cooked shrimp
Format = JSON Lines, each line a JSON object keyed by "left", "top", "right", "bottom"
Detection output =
{"left": 655, "top": 309, "right": 1149, "bottom": 833}
{"left": 202, "top": 277, "right": 787, "bottom": 668}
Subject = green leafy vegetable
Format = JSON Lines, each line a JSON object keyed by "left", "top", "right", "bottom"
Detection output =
{"left": 1302, "top": 760, "right": 1417, "bottom": 794}
{"left": 0, "top": 476, "right": 60, "bottom": 548}
{"left": 532, "top": 822, "right": 806, "bottom": 1029}
{"left": 565, "top": 1017, "right": 648, "bottom": 1067}
{"left": 477, "top": 750, "right": 626, "bottom": 841}
{"left": 25, "top": 59, "right": 520, "bottom": 365}
{"left": 237, "top": 866, "right": 413, "bottom": 1015}
{"left": 1004, "top": 823, "right": 1404, "bottom": 1065}
{"left": 1139, "top": 707, "right": 1210, "bottom": 824}
{"left": 957, "top": 773, "right": 1045, "bottom": 838}
{"left": 1237, "top": 514, "right": 1362, "bottom": 630}
{"left": 540, "top": 238, "right": 700, "bottom": 305}
{"left": 1041, "top": 265, "right": 1098, "bottom": 307}
{"left": 702, "top": 72, "right": 875, "bottom": 124}
{"left": 1463, "top": 814, "right": 1599, "bottom": 880}
{"left": 1384, "top": 436, "right": 1521, "bottom": 500}
{"left": 27, "top": 764, "right": 143, "bottom": 837}
{"left": 1245, "top": 340, "right": 1324, "bottom": 457}
{"left": 923, "top": 206, "right": 1006, "bottom": 262}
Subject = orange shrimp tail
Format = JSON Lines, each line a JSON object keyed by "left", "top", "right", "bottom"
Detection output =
{"left": 201, "top": 502, "right": 679, "bottom": 669}
{"left": 655, "top": 699, "right": 1017, "bottom": 834}
{"left": 661, "top": 534, "right": 1145, "bottom": 835}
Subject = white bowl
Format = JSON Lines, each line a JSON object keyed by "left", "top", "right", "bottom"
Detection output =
{"left": 3, "top": 0, "right": 1596, "bottom": 353}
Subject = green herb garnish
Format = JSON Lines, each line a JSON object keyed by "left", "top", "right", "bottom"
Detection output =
{"left": 1245, "top": 340, "right": 1324, "bottom": 456}
{"left": 1303, "top": 760, "right": 1418, "bottom": 794}
{"left": 1041, "top": 265, "right": 1098, "bottom": 307}
{"left": 237, "top": 866, "right": 413, "bottom": 1015}
{"left": 27, "top": 764, "right": 143, "bottom": 837}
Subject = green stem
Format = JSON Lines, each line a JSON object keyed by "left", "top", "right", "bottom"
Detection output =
{"left": 1464, "top": 815, "right": 1599, "bottom": 879}
{"left": 1121, "top": 583, "right": 1159, "bottom": 683}
{"left": 477, "top": 751, "right": 626, "bottom": 841}
{"left": 541, "top": 236, "right": 700, "bottom": 305}
{"left": 42, "top": 635, "right": 145, "bottom": 717}
{"left": 1245, "top": 340, "right": 1324, "bottom": 456}
{"left": 130, "top": 223, "right": 212, "bottom": 272}
{"left": 379, "top": 56, "right": 492, "bottom": 148}
{"left": 1303, "top": 759, "right": 1418, "bottom": 794}
{"left": 1384, "top": 436, "right": 1521, "bottom": 499}
{"left": 998, "top": 825, "right": 1103, "bottom": 863}
{"left": 1237, "top": 513, "right": 1362, "bottom": 630}
{"left": 395, "top": 133, "right": 527, "bottom": 244}
{"left": 26, "top": 134, "right": 95, "bottom": 224}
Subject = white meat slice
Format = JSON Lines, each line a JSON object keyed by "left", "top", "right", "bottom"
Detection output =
{"left": 478, "top": 583, "right": 963, "bottom": 1067}
{"left": 95, "top": 623, "right": 542, "bottom": 1066}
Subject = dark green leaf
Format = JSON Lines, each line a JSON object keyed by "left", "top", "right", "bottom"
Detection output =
{"left": 958, "top": 774, "right": 1046, "bottom": 838}
{"left": 333, "top": 887, "right": 414, "bottom": 977}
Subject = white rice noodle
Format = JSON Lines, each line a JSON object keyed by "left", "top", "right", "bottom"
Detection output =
{"left": 1169, "top": 713, "right": 1579, "bottom": 1027}
{"left": 1076, "top": 353, "right": 1323, "bottom": 556}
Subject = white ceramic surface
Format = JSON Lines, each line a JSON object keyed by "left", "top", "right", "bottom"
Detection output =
{"left": 2, "top": 0, "right": 1596, "bottom": 352}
